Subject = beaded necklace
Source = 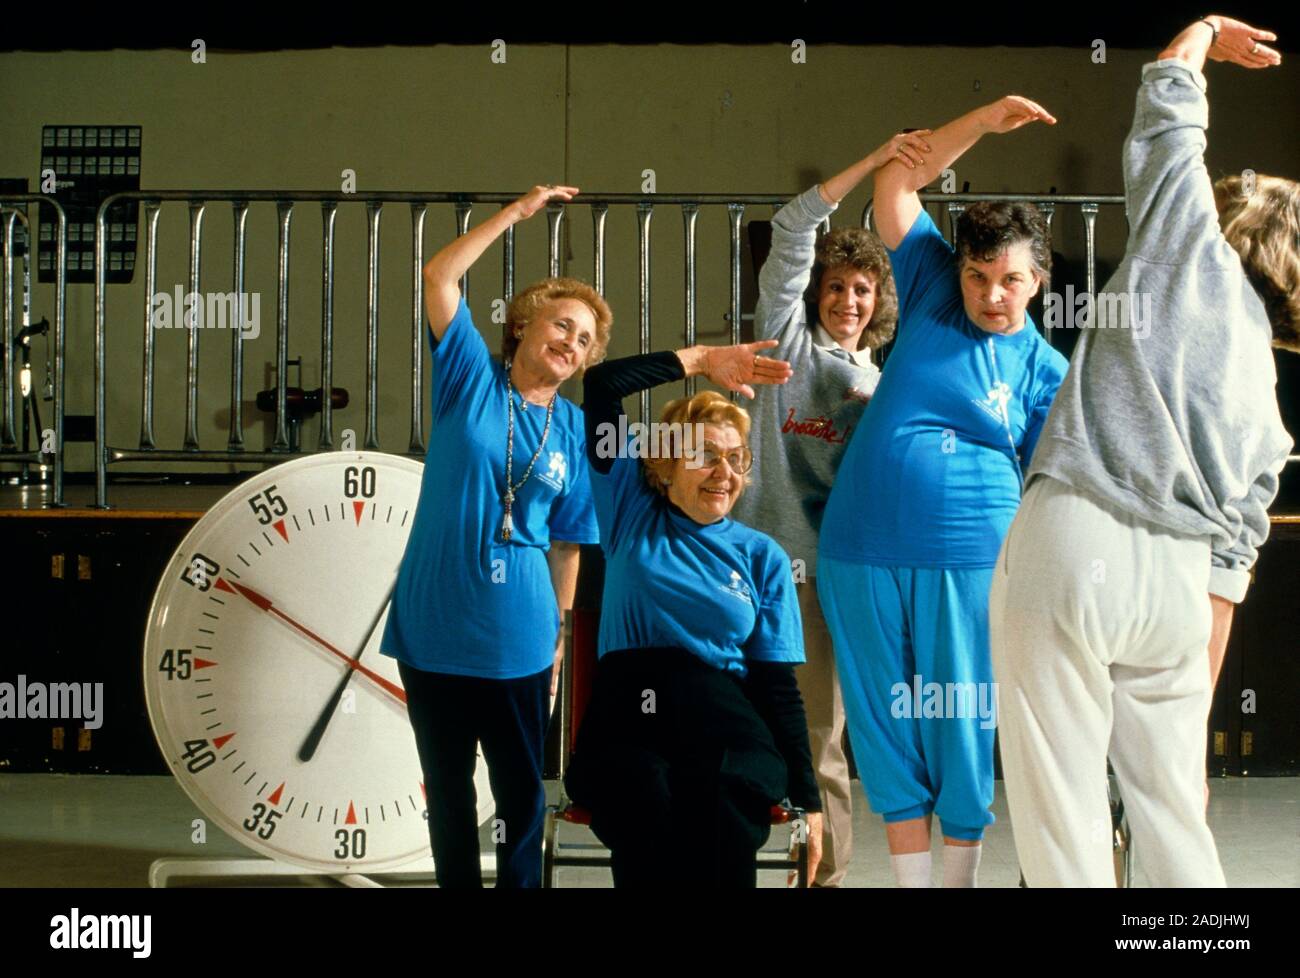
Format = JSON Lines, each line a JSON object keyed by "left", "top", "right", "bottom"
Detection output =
{"left": 501, "top": 364, "right": 555, "bottom": 541}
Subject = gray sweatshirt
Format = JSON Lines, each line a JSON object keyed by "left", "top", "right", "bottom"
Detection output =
{"left": 732, "top": 186, "right": 881, "bottom": 577}
{"left": 1027, "top": 59, "right": 1294, "bottom": 602}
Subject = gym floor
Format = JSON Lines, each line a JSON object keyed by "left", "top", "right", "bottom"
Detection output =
{"left": 1, "top": 773, "right": 1294, "bottom": 887}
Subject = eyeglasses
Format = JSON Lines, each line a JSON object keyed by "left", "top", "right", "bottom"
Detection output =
{"left": 684, "top": 442, "right": 753, "bottom": 474}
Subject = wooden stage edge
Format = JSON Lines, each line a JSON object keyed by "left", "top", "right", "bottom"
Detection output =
{"left": 0, "top": 508, "right": 210, "bottom": 519}
{"left": 0, "top": 483, "right": 233, "bottom": 516}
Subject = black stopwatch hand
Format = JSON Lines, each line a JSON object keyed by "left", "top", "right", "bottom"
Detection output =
{"left": 297, "top": 582, "right": 397, "bottom": 763}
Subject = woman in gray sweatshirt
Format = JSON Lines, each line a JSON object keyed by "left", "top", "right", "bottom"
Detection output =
{"left": 990, "top": 14, "right": 1296, "bottom": 887}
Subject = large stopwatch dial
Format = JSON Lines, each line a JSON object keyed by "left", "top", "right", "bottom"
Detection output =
{"left": 144, "top": 451, "right": 493, "bottom": 874}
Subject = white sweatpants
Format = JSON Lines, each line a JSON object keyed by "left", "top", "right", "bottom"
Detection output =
{"left": 990, "top": 475, "right": 1225, "bottom": 887}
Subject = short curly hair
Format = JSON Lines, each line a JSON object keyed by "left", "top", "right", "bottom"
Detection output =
{"left": 642, "top": 391, "right": 752, "bottom": 497}
{"left": 1214, "top": 173, "right": 1300, "bottom": 353}
{"left": 809, "top": 228, "right": 898, "bottom": 351}
{"left": 502, "top": 277, "right": 613, "bottom": 371}
{"left": 954, "top": 201, "right": 1051, "bottom": 288}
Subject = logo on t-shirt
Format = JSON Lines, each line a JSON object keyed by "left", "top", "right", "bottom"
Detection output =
{"left": 972, "top": 382, "right": 1012, "bottom": 424}
{"left": 781, "top": 407, "right": 852, "bottom": 444}
{"left": 539, "top": 451, "right": 567, "bottom": 491}
{"left": 717, "top": 569, "right": 753, "bottom": 606}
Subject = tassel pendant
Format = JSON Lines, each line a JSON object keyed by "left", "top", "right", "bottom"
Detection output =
{"left": 501, "top": 505, "right": 514, "bottom": 542}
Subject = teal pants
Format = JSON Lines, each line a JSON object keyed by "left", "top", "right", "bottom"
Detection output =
{"left": 818, "top": 559, "right": 996, "bottom": 841}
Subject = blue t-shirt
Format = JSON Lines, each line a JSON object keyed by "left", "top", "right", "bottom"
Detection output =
{"left": 592, "top": 446, "right": 803, "bottom": 676}
{"left": 821, "top": 210, "right": 1068, "bottom": 568}
{"left": 380, "top": 298, "right": 598, "bottom": 679}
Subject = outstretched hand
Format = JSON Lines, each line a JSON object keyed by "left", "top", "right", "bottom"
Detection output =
{"left": 978, "top": 95, "right": 1057, "bottom": 135}
{"left": 512, "top": 184, "right": 580, "bottom": 222}
{"left": 700, "top": 339, "right": 793, "bottom": 399}
{"left": 1206, "top": 16, "right": 1281, "bottom": 67}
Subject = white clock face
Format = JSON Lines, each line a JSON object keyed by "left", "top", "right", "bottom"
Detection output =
{"left": 143, "top": 451, "right": 493, "bottom": 874}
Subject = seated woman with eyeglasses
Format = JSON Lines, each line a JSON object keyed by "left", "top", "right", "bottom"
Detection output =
{"left": 564, "top": 342, "right": 825, "bottom": 887}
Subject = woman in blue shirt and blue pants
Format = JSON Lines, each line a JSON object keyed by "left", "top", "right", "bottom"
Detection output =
{"left": 819, "top": 100, "right": 1068, "bottom": 886}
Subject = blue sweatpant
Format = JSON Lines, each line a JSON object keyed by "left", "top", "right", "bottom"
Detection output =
{"left": 818, "top": 559, "right": 996, "bottom": 841}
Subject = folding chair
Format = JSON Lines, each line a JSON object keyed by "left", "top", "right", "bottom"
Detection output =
{"left": 1109, "top": 770, "right": 1133, "bottom": 887}
{"left": 542, "top": 607, "right": 811, "bottom": 888}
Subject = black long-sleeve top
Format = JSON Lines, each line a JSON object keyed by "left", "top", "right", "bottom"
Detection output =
{"left": 582, "top": 353, "right": 822, "bottom": 812}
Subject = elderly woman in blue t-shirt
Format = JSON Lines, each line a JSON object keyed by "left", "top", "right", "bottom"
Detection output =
{"left": 817, "top": 98, "right": 1067, "bottom": 887}
{"left": 381, "top": 184, "right": 612, "bottom": 888}
{"left": 565, "top": 342, "right": 827, "bottom": 887}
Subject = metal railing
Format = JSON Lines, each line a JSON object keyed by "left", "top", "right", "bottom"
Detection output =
{"left": 0, "top": 195, "right": 68, "bottom": 505}
{"left": 865, "top": 191, "right": 1126, "bottom": 346}
{"left": 91, "top": 190, "right": 804, "bottom": 507}
{"left": 78, "top": 188, "right": 1128, "bottom": 508}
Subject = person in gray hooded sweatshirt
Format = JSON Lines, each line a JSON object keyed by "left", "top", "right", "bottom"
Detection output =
{"left": 990, "top": 13, "right": 1297, "bottom": 887}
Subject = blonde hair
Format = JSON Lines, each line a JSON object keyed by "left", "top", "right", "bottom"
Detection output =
{"left": 1214, "top": 174, "right": 1300, "bottom": 352}
{"left": 503, "top": 277, "right": 614, "bottom": 370}
{"left": 642, "top": 391, "right": 752, "bottom": 496}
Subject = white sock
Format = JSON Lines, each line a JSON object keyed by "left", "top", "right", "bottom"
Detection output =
{"left": 891, "top": 850, "right": 932, "bottom": 888}
{"left": 942, "top": 843, "right": 982, "bottom": 888}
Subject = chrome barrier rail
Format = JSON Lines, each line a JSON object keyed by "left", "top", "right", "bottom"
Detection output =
{"left": 92, "top": 190, "right": 1126, "bottom": 508}
{"left": 0, "top": 195, "right": 68, "bottom": 505}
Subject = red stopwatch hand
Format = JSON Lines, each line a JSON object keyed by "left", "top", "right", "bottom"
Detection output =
{"left": 220, "top": 578, "right": 407, "bottom": 705}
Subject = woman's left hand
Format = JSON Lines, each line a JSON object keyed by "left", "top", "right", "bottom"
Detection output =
{"left": 1204, "top": 16, "right": 1281, "bottom": 67}
{"left": 511, "top": 184, "right": 581, "bottom": 223}
{"left": 976, "top": 95, "right": 1058, "bottom": 135}
{"left": 693, "top": 339, "right": 793, "bottom": 399}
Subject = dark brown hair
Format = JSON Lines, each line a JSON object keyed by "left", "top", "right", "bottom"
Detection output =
{"left": 954, "top": 201, "right": 1051, "bottom": 287}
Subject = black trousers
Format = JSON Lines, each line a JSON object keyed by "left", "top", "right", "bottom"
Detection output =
{"left": 564, "top": 648, "right": 787, "bottom": 888}
{"left": 398, "top": 660, "right": 550, "bottom": 888}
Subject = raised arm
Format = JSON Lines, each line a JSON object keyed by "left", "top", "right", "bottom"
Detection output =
{"left": 820, "top": 131, "right": 933, "bottom": 205}
{"left": 1158, "top": 15, "right": 1279, "bottom": 71}
{"left": 1124, "top": 16, "right": 1280, "bottom": 265}
{"left": 583, "top": 341, "right": 792, "bottom": 474}
{"left": 422, "top": 184, "right": 579, "bottom": 340}
{"left": 756, "top": 132, "right": 932, "bottom": 339}
{"left": 873, "top": 97, "right": 1056, "bottom": 250}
